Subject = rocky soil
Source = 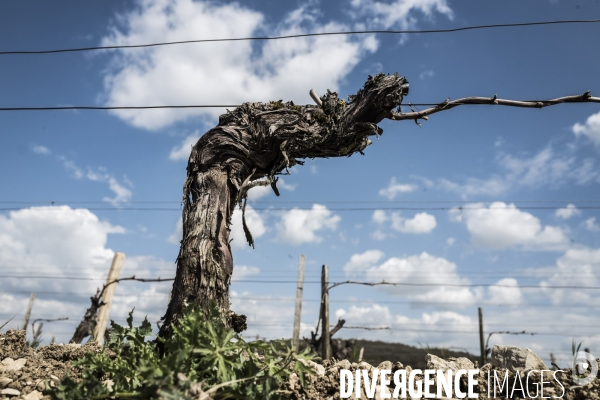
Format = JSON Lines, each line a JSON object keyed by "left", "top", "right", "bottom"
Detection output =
{"left": 0, "top": 330, "right": 101, "bottom": 400}
{"left": 1, "top": 328, "right": 598, "bottom": 399}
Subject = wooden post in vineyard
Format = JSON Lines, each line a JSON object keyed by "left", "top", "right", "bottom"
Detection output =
{"left": 292, "top": 254, "right": 305, "bottom": 350}
{"left": 478, "top": 307, "right": 485, "bottom": 366}
{"left": 321, "top": 264, "right": 331, "bottom": 360}
{"left": 94, "top": 252, "right": 125, "bottom": 344}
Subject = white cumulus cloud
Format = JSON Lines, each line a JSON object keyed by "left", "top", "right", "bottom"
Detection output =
{"left": 334, "top": 304, "right": 475, "bottom": 347}
{"left": 585, "top": 217, "right": 600, "bottom": 232}
{"left": 87, "top": 169, "right": 133, "bottom": 205}
{"left": 451, "top": 202, "right": 569, "bottom": 251}
{"left": 573, "top": 110, "right": 600, "bottom": 146}
{"left": 230, "top": 205, "right": 267, "bottom": 250}
{"left": 555, "top": 204, "right": 580, "bottom": 219}
{"left": 539, "top": 247, "right": 600, "bottom": 306}
{"left": 169, "top": 132, "right": 200, "bottom": 161}
{"left": 229, "top": 290, "right": 311, "bottom": 341}
{"left": 232, "top": 265, "right": 260, "bottom": 281}
{"left": 371, "top": 229, "right": 387, "bottom": 240}
{"left": 247, "top": 185, "right": 272, "bottom": 201}
{"left": 372, "top": 209, "right": 436, "bottom": 234}
{"left": 390, "top": 211, "right": 437, "bottom": 234}
{"left": 276, "top": 204, "right": 340, "bottom": 245}
{"left": 99, "top": 0, "right": 379, "bottom": 130}
{"left": 349, "top": 0, "right": 453, "bottom": 30}
{"left": 344, "top": 251, "right": 480, "bottom": 305}
{"left": 0, "top": 206, "right": 128, "bottom": 342}
{"left": 343, "top": 249, "right": 385, "bottom": 274}
{"left": 488, "top": 278, "right": 523, "bottom": 305}
{"left": 423, "top": 146, "right": 600, "bottom": 198}
{"left": 372, "top": 209, "right": 388, "bottom": 224}
{"left": 378, "top": 177, "right": 416, "bottom": 200}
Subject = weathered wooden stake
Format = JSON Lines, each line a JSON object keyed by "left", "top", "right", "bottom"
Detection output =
{"left": 321, "top": 264, "right": 331, "bottom": 360}
{"left": 358, "top": 347, "right": 364, "bottom": 362}
{"left": 94, "top": 252, "right": 125, "bottom": 344}
{"left": 478, "top": 307, "right": 485, "bottom": 366}
{"left": 292, "top": 255, "right": 305, "bottom": 350}
{"left": 22, "top": 293, "right": 35, "bottom": 331}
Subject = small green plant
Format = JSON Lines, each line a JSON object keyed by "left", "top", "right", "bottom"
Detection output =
{"left": 49, "top": 305, "right": 315, "bottom": 399}
{"left": 269, "top": 100, "right": 284, "bottom": 110}
{"left": 348, "top": 341, "right": 364, "bottom": 363}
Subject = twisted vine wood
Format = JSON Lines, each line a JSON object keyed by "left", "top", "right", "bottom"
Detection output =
{"left": 159, "top": 73, "right": 599, "bottom": 337}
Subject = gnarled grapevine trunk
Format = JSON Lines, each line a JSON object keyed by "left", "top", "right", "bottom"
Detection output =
{"left": 159, "top": 73, "right": 409, "bottom": 337}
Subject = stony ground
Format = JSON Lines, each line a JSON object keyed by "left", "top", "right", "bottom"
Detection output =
{"left": 0, "top": 330, "right": 101, "bottom": 400}
{"left": 1, "top": 328, "right": 598, "bottom": 399}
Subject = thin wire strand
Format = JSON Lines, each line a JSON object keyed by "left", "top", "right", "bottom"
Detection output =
{"left": 4, "top": 291, "right": 597, "bottom": 309}
{"left": 1, "top": 98, "right": 599, "bottom": 111}
{"left": 0, "top": 105, "right": 241, "bottom": 111}
{"left": 1, "top": 199, "right": 600, "bottom": 204}
{"left": 0, "top": 288, "right": 590, "bottom": 306}
{"left": 1, "top": 274, "right": 599, "bottom": 289}
{"left": 1, "top": 206, "right": 599, "bottom": 212}
{"left": 1, "top": 92, "right": 599, "bottom": 112}
{"left": 1, "top": 19, "right": 599, "bottom": 55}
{"left": 2, "top": 312, "right": 597, "bottom": 330}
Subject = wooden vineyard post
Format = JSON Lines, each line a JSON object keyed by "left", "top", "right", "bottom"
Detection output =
{"left": 478, "top": 307, "right": 485, "bottom": 366}
{"left": 292, "top": 255, "right": 305, "bottom": 350}
{"left": 321, "top": 264, "right": 331, "bottom": 360}
{"left": 94, "top": 252, "right": 125, "bottom": 344}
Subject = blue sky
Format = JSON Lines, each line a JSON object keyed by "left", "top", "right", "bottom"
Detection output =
{"left": 1, "top": 0, "right": 600, "bottom": 366}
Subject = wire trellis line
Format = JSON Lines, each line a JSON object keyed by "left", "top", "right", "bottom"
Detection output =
{"left": 1, "top": 94, "right": 600, "bottom": 112}
{"left": 325, "top": 280, "right": 600, "bottom": 290}
{"left": 2, "top": 274, "right": 600, "bottom": 290}
{"left": 1, "top": 19, "right": 600, "bottom": 55}
{"left": 340, "top": 325, "right": 391, "bottom": 331}
{"left": 2, "top": 206, "right": 600, "bottom": 212}
{"left": 0, "top": 105, "right": 241, "bottom": 111}
{"left": 4, "top": 290, "right": 600, "bottom": 309}
{"left": 2, "top": 199, "right": 600, "bottom": 204}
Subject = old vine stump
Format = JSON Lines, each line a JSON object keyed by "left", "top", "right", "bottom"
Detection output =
{"left": 159, "top": 73, "right": 409, "bottom": 338}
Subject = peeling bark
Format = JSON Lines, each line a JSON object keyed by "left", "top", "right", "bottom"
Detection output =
{"left": 159, "top": 73, "right": 409, "bottom": 337}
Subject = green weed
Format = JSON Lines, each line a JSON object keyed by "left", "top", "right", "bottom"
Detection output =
{"left": 49, "top": 305, "right": 315, "bottom": 399}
